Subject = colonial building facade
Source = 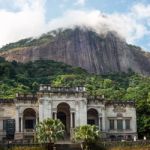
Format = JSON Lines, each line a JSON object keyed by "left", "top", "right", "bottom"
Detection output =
{"left": 0, "top": 85, "right": 137, "bottom": 141}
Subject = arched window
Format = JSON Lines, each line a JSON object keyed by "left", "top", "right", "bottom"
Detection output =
{"left": 23, "top": 108, "right": 36, "bottom": 130}
{"left": 87, "top": 108, "right": 99, "bottom": 126}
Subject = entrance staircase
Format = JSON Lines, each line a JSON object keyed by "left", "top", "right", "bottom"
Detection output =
{"left": 56, "top": 136, "right": 81, "bottom": 150}
{"left": 55, "top": 143, "right": 81, "bottom": 150}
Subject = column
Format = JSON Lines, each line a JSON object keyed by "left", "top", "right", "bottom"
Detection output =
{"left": 79, "top": 99, "right": 87, "bottom": 125}
{"left": 75, "top": 101, "right": 80, "bottom": 126}
{"left": 39, "top": 99, "right": 44, "bottom": 122}
{"left": 123, "top": 119, "right": 126, "bottom": 130}
{"left": 15, "top": 107, "right": 19, "bottom": 133}
{"left": 73, "top": 112, "right": 75, "bottom": 128}
{"left": 45, "top": 99, "right": 52, "bottom": 119}
{"left": 54, "top": 112, "right": 57, "bottom": 120}
{"left": 115, "top": 120, "right": 117, "bottom": 130}
{"left": 102, "top": 110, "right": 106, "bottom": 131}
{"left": 70, "top": 112, "right": 75, "bottom": 140}
{"left": 133, "top": 108, "right": 137, "bottom": 133}
{"left": 70, "top": 112, "right": 73, "bottom": 128}
{"left": 36, "top": 116, "right": 39, "bottom": 125}
{"left": 98, "top": 117, "right": 102, "bottom": 131}
{"left": 98, "top": 117, "right": 100, "bottom": 130}
{"left": 21, "top": 116, "right": 23, "bottom": 132}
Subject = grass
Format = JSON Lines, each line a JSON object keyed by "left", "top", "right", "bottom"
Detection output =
{"left": 109, "top": 145, "right": 150, "bottom": 150}
{"left": 11, "top": 147, "right": 44, "bottom": 150}
{"left": 6, "top": 144, "right": 150, "bottom": 150}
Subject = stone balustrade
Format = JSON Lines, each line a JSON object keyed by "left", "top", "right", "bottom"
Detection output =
{"left": 0, "top": 99, "right": 14, "bottom": 103}
{"left": 16, "top": 94, "right": 38, "bottom": 102}
{"left": 39, "top": 84, "right": 86, "bottom": 93}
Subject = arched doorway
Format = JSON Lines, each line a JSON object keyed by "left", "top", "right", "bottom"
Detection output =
{"left": 57, "top": 112, "right": 66, "bottom": 127}
{"left": 57, "top": 103, "right": 70, "bottom": 135}
{"left": 23, "top": 108, "right": 36, "bottom": 132}
{"left": 87, "top": 108, "right": 99, "bottom": 126}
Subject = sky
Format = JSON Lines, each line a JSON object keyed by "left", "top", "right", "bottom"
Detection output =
{"left": 0, "top": 0, "right": 150, "bottom": 51}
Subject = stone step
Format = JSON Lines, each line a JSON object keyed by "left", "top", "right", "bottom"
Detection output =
{"left": 55, "top": 144, "right": 81, "bottom": 150}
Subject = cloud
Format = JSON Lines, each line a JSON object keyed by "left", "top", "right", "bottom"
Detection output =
{"left": 60, "top": 0, "right": 86, "bottom": 7}
{"left": 47, "top": 7, "right": 149, "bottom": 43}
{"left": 0, "top": 1, "right": 150, "bottom": 49}
{"left": 131, "top": 3, "right": 150, "bottom": 19}
{"left": 75, "top": 0, "right": 86, "bottom": 6}
{"left": 0, "top": 0, "right": 47, "bottom": 47}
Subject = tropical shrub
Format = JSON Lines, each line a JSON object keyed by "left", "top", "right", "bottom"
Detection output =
{"left": 36, "top": 118, "right": 65, "bottom": 144}
{"left": 74, "top": 125, "right": 100, "bottom": 150}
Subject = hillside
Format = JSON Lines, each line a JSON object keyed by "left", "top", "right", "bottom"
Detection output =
{"left": 0, "top": 27, "right": 150, "bottom": 75}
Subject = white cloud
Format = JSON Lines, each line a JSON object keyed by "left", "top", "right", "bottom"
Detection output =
{"left": 47, "top": 7, "right": 149, "bottom": 43}
{"left": 131, "top": 3, "right": 150, "bottom": 19}
{"left": 60, "top": 0, "right": 86, "bottom": 7}
{"left": 0, "top": 0, "right": 47, "bottom": 47}
{"left": 0, "top": 1, "right": 150, "bottom": 49}
{"left": 75, "top": 0, "right": 86, "bottom": 6}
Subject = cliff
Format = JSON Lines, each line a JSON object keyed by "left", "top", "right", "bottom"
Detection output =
{"left": 0, "top": 27, "right": 150, "bottom": 75}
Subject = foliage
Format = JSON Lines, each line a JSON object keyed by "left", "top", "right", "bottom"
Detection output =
{"left": 74, "top": 125, "right": 100, "bottom": 150}
{"left": 0, "top": 33, "right": 54, "bottom": 51}
{"left": 36, "top": 118, "right": 64, "bottom": 144}
{"left": 0, "top": 28, "right": 74, "bottom": 51}
{"left": 0, "top": 58, "right": 87, "bottom": 98}
{"left": 74, "top": 125, "right": 100, "bottom": 143}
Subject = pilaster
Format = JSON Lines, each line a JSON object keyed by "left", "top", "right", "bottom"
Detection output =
{"left": 15, "top": 106, "right": 19, "bottom": 133}
{"left": 39, "top": 98, "right": 44, "bottom": 121}
{"left": 102, "top": 108, "right": 106, "bottom": 131}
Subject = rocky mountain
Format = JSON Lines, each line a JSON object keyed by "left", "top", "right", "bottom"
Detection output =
{"left": 0, "top": 27, "right": 150, "bottom": 75}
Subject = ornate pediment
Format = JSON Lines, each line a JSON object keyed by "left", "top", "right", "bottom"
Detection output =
{"left": 39, "top": 98, "right": 44, "bottom": 104}
{"left": 113, "top": 105, "right": 126, "bottom": 113}
{"left": 117, "top": 113, "right": 123, "bottom": 117}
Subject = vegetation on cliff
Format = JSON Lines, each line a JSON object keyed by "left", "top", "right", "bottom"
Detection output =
{"left": 0, "top": 32, "right": 55, "bottom": 51}
{"left": 1, "top": 27, "right": 150, "bottom": 75}
{"left": 0, "top": 57, "right": 150, "bottom": 138}
{"left": 0, "top": 28, "right": 68, "bottom": 51}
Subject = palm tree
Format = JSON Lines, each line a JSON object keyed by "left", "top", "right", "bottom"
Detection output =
{"left": 36, "top": 118, "right": 65, "bottom": 150}
{"left": 74, "top": 125, "right": 100, "bottom": 150}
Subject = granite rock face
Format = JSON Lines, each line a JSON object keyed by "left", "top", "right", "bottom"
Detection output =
{"left": 0, "top": 27, "right": 150, "bottom": 75}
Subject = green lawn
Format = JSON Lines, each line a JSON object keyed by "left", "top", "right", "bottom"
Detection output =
{"left": 109, "top": 145, "right": 150, "bottom": 150}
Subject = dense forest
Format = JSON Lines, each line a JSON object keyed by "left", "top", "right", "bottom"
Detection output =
{"left": 0, "top": 57, "right": 150, "bottom": 138}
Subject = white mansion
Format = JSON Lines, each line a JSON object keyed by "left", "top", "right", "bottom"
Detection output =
{"left": 0, "top": 85, "right": 137, "bottom": 141}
